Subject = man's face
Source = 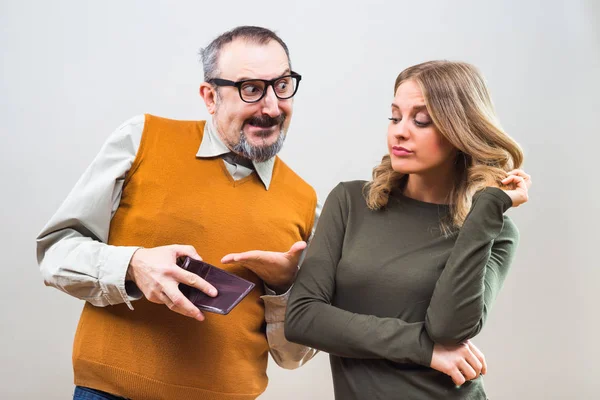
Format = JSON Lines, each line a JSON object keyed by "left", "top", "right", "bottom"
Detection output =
{"left": 205, "top": 39, "right": 293, "bottom": 162}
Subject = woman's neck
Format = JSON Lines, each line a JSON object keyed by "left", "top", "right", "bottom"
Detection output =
{"left": 402, "top": 169, "right": 455, "bottom": 205}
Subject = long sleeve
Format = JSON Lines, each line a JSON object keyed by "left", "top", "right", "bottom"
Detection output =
{"left": 263, "top": 287, "right": 318, "bottom": 369}
{"left": 262, "top": 201, "right": 322, "bottom": 369}
{"left": 285, "top": 183, "right": 433, "bottom": 366}
{"left": 424, "top": 187, "right": 519, "bottom": 345}
{"left": 36, "top": 115, "right": 146, "bottom": 309}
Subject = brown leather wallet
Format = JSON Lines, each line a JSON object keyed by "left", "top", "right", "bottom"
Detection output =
{"left": 177, "top": 257, "right": 255, "bottom": 315}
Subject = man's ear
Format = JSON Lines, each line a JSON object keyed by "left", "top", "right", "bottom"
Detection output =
{"left": 199, "top": 83, "right": 217, "bottom": 115}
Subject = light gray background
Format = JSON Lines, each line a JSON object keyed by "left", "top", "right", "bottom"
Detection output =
{"left": 1, "top": 0, "right": 599, "bottom": 399}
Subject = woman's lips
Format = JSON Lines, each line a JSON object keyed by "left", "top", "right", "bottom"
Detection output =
{"left": 391, "top": 146, "right": 413, "bottom": 157}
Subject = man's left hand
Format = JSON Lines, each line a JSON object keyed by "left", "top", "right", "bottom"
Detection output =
{"left": 221, "top": 241, "right": 307, "bottom": 293}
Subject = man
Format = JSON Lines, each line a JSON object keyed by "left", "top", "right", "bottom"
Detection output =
{"left": 37, "top": 26, "right": 319, "bottom": 400}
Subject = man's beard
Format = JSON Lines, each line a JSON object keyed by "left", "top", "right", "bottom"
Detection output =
{"left": 230, "top": 114, "right": 287, "bottom": 163}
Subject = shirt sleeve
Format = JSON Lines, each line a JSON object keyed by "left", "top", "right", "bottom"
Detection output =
{"left": 261, "top": 201, "right": 322, "bottom": 369}
{"left": 424, "top": 187, "right": 519, "bottom": 345}
{"left": 36, "top": 115, "right": 146, "bottom": 310}
{"left": 285, "top": 183, "right": 434, "bottom": 366}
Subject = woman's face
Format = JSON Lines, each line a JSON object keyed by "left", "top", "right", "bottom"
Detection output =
{"left": 387, "top": 80, "right": 457, "bottom": 176}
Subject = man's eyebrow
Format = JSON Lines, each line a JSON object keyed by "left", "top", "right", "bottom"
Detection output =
{"left": 237, "top": 68, "right": 291, "bottom": 81}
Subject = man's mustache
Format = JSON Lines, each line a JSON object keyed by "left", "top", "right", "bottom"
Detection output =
{"left": 245, "top": 114, "right": 286, "bottom": 129}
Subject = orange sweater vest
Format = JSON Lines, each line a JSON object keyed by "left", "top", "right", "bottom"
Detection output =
{"left": 72, "top": 114, "right": 316, "bottom": 400}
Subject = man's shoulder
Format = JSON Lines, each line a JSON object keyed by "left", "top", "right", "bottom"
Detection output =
{"left": 144, "top": 114, "right": 205, "bottom": 123}
{"left": 116, "top": 114, "right": 146, "bottom": 130}
{"left": 144, "top": 114, "right": 206, "bottom": 129}
{"left": 140, "top": 114, "right": 206, "bottom": 143}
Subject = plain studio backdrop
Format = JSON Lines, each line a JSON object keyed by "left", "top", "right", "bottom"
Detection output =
{"left": 1, "top": 1, "right": 599, "bottom": 399}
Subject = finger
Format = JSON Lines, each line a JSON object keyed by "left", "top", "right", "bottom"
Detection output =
{"left": 222, "top": 250, "right": 265, "bottom": 264}
{"left": 161, "top": 284, "right": 205, "bottom": 321}
{"left": 450, "top": 368, "right": 466, "bottom": 386}
{"left": 467, "top": 341, "right": 487, "bottom": 375}
{"left": 158, "top": 291, "right": 172, "bottom": 306}
{"left": 458, "top": 359, "right": 478, "bottom": 381}
{"left": 506, "top": 169, "right": 528, "bottom": 177}
{"left": 501, "top": 175, "right": 517, "bottom": 184}
{"left": 520, "top": 171, "right": 532, "bottom": 189}
{"left": 220, "top": 253, "right": 238, "bottom": 264}
{"left": 506, "top": 170, "right": 531, "bottom": 186}
{"left": 512, "top": 169, "right": 530, "bottom": 177}
{"left": 512, "top": 175, "right": 527, "bottom": 190}
{"left": 287, "top": 241, "right": 307, "bottom": 257}
{"left": 462, "top": 346, "right": 483, "bottom": 376}
{"left": 171, "top": 267, "right": 217, "bottom": 297}
{"left": 501, "top": 175, "right": 526, "bottom": 189}
{"left": 171, "top": 244, "right": 202, "bottom": 261}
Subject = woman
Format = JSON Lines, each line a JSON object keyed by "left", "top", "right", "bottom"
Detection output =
{"left": 285, "top": 60, "right": 531, "bottom": 400}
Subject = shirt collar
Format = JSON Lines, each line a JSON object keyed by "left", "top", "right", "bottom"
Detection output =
{"left": 196, "top": 119, "right": 276, "bottom": 190}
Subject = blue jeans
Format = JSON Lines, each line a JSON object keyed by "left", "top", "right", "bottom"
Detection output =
{"left": 73, "top": 386, "right": 128, "bottom": 400}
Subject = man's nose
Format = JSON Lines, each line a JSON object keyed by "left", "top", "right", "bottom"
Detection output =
{"left": 261, "top": 86, "right": 281, "bottom": 117}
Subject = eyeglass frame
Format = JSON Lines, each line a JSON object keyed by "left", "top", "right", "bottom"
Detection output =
{"left": 207, "top": 72, "right": 302, "bottom": 103}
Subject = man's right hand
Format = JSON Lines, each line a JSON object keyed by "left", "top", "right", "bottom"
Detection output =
{"left": 430, "top": 340, "right": 487, "bottom": 386}
{"left": 126, "top": 245, "right": 218, "bottom": 321}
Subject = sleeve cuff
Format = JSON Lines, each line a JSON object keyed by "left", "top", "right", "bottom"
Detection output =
{"left": 99, "top": 245, "right": 143, "bottom": 310}
{"left": 261, "top": 284, "right": 292, "bottom": 323}
{"left": 481, "top": 187, "right": 513, "bottom": 212}
{"left": 419, "top": 330, "right": 435, "bottom": 367}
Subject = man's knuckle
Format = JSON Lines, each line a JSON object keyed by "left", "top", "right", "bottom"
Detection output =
{"left": 147, "top": 295, "right": 160, "bottom": 304}
{"left": 188, "top": 309, "right": 199, "bottom": 317}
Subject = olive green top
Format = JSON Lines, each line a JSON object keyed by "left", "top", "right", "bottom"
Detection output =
{"left": 286, "top": 181, "right": 518, "bottom": 400}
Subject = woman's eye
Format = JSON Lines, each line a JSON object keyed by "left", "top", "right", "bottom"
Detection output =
{"left": 414, "top": 113, "right": 432, "bottom": 127}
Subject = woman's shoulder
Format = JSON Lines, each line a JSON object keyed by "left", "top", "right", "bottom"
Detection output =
{"left": 338, "top": 180, "right": 368, "bottom": 191}
{"left": 330, "top": 180, "right": 369, "bottom": 201}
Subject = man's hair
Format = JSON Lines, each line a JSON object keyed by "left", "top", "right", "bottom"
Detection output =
{"left": 200, "top": 26, "right": 291, "bottom": 81}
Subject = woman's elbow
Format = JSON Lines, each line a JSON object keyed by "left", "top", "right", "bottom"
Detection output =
{"left": 284, "top": 300, "right": 317, "bottom": 345}
{"left": 426, "top": 322, "right": 483, "bottom": 346}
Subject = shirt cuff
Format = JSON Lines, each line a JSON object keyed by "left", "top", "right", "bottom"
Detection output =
{"left": 481, "top": 187, "right": 514, "bottom": 212}
{"left": 261, "top": 284, "right": 292, "bottom": 323}
{"left": 99, "top": 245, "right": 143, "bottom": 310}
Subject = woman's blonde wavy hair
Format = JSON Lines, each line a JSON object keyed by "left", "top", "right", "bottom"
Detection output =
{"left": 365, "top": 60, "right": 523, "bottom": 234}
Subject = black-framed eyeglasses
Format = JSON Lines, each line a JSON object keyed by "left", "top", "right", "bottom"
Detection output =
{"left": 208, "top": 72, "right": 302, "bottom": 103}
